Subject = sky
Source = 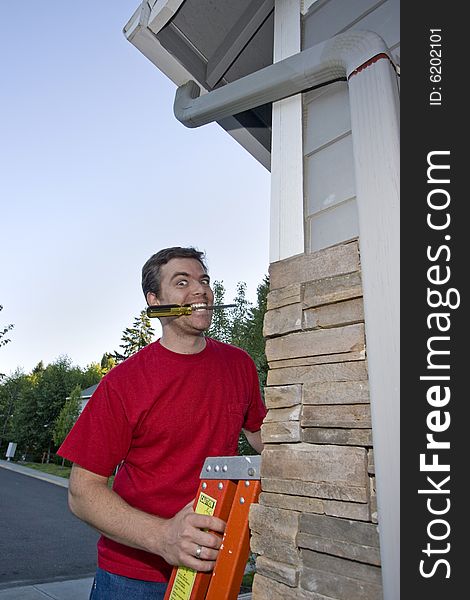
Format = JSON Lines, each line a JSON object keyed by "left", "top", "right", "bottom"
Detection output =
{"left": 0, "top": 1, "right": 271, "bottom": 377}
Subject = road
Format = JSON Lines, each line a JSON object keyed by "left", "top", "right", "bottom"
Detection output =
{"left": 0, "top": 468, "right": 99, "bottom": 589}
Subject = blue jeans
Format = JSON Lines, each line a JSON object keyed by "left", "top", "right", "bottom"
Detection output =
{"left": 89, "top": 567, "right": 168, "bottom": 600}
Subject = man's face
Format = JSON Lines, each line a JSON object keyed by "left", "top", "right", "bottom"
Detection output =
{"left": 149, "top": 257, "right": 214, "bottom": 333}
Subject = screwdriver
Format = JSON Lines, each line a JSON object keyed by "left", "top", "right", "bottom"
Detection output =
{"left": 146, "top": 304, "right": 236, "bottom": 318}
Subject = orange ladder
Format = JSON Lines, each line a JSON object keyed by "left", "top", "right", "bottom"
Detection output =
{"left": 164, "top": 455, "right": 261, "bottom": 600}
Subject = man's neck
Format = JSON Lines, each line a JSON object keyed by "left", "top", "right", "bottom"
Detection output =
{"left": 159, "top": 330, "right": 207, "bottom": 354}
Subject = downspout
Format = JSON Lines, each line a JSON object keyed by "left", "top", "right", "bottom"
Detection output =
{"left": 174, "top": 30, "right": 400, "bottom": 600}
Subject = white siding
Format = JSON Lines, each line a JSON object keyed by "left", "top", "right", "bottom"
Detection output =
{"left": 306, "top": 133, "right": 355, "bottom": 214}
{"left": 302, "top": 0, "right": 399, "bottom": 252}
{"left": 304, "top": 81, "right": 351, "bottom": 152}
{"left": 309, "top": 198, "right": 359, "bottom": 250}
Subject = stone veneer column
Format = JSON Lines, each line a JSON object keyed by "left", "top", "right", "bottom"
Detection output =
{"left": 249, "top": 240, "right": 383, "bottom": 600}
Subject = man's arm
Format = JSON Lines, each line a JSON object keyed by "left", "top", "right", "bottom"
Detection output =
{"left": 243, "top": 429, "right": 263, "bottom": 454}
{"left": 68, "top": 463, "right": 225, "bottom": 571}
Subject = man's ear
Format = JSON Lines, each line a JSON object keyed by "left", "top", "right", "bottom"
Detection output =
{"left": 146, "top": 292, "right": 160, "bottom": 306}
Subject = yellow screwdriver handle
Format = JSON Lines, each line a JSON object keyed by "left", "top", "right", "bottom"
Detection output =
{"left": 146, "top": 305, "right": 193, "bottom": 318}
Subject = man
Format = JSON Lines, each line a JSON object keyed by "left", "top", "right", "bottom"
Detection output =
{"left": 58, "top": 246, "right": 266, "bottom": 600}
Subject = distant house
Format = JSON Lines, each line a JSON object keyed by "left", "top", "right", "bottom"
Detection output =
{"left": 65, "top": 384, "right": 99, "bottom": 414}
{"left": 79, "top": 384, "right": 98, "bottom": 412}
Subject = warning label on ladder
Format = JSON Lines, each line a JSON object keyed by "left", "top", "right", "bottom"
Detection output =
{"left": 167, "top": 492, "right": 217, "bottom": 600}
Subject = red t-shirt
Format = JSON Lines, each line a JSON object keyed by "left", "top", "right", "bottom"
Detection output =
{"left": 58, "top": 338, "right": 266, "bottom": 582}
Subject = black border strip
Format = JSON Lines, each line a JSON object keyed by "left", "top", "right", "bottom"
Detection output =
{"left": 401, "top": 3, "right": 464, "bottom": 596}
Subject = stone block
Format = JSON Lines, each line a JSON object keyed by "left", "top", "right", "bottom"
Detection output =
{"left": 264, "top": 405, "right": 301, "bottom": 422}
{"left": 261, "top": 444, "right": 368, "bottom": 502}
{"left": 260, "top": 491, "right": 324, "bottom": 514}
{"left": 250, "top": 504, "right": 299, "bottom": 541}
{"left": 268, "top": 351, "right": 365, "bottom": 369}
{"left": 251, "top": 532, "right": 300, "bottom": 565}
{"left": 302, "top": 550, "right": 382, "bottom": 584}
{"left": 261, "top": 478, "right": 368, "bottom": 503}
{"left": 261, "top": 421, "right": 301, "bottom": 443}
{"left": 298, "top": 513, "right": 381, "bottom": 565}
{"left": 302, "top": 381, "right": 369, "bottom": 405}
{"left": 266, "top": 283, "right": 302, "bottom": 310}
{"left": 300, "top": 566, "right": 383, "bottom": 600}
{"left": 264, "top": 385, "right": 302, "bottom": 409}
{"left": 266, "top": 361, "right": 368, "bottom": 386}
{"left": 262, "top": 443, "right": 367, "bottom": 485}
{"left": 264, "top": 303, "right": 303, "bottom": 337}
{"left": 269, "top": 242, "right": 360, "bottom": 289}
{"left": 300, "top": 550, "right": 383, "bottom": 599}
{"left": 265, "top": 324, "right": 365, "bottom": 362}
{"left": 255, "top": 556, "right": 299, "bottom": 588}
{"left": 252, "top": 574, "right": 326, "bottom": 600}
{"left": 303, "top": 271, "right": 363, "bottom": 308}
{"left": 323, "top": 499, "right": 370, "bottom": 521}
{"left": 301, "top": 404, "right": 372, "bottom": 428}
{"left": 300, "top": 513, "right": 380, "bottom": 546}
{"left": 298, "top": 532, "right": 381, "bottom": 566}
{"left": 250, "top": 504, "right": 303, "bottom": 565}
{"left": 303, "top": 298, "right": 364, "bottom": 329}
{"left": 302, "top": 428, "right": 373, "bottom": 447}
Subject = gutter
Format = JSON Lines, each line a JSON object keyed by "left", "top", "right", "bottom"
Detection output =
{"left": 173, "top": 30, "right": 400, "bottom": 600}
{"left": 173, "top": 30, "right": 396, "bottom": 127}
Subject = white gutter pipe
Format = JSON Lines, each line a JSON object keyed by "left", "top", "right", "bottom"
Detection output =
{"left": 174, "top": 30, "right": 400, "bottom": 600}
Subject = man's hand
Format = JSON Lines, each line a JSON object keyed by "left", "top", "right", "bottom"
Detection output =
{"left": 161, "top": 501, "right": 226, "bottom": 571}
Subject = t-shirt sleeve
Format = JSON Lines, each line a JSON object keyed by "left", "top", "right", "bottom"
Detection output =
{"left": 57, "top": 377, "right": 132, "bottom": 477}
{"left": 242, "top": 355, "right": 267, "bottom": 432}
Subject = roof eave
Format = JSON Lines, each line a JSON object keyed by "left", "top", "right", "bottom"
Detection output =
{"left": 123, "top": 1, "right": 271, "bottom": 170}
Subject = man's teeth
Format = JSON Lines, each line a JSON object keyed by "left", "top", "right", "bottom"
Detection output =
{"left": 191, "top": 303, "right": 208, "bottom": 311}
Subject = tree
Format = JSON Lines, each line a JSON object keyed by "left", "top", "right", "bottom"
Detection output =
{"left": 233, "top": 277, "right": 269, "bottom": 455}
{"left": 32, "top": 361, "right": 44, "bottom": 375}
{"left": 4, "top": 355, "right": 102, "bottom": 460}
{"left": 8, "top": 371, "right": 42, "bottom": 458}
{"left": 100, "top": 352, "right": 116, "bottom": 375}
{"left": 34, "top": 357, "right": 82, "bottom": 451}
{"left": 112, "top": 310, "right": 155, "bottom": 363}
{"left": 53, "top": 384, "right": 81, "bottom": 464}
{"left": 0, "top": 305, "right": 14, "bottom": 380}
{"left": 206, "top": 281, "right": 231, "bottom": 343}
{"left": 0, "top": 369, "right": 26, "bottom": 451}
{"left": 0, "top": 305, "right": 14, "bottom": 348}
{"left": 228, "top": 282, "right": 251, "bottom": 348}
{"left": 81, "top": 362, "right": 103, "bottom": 388}
{"left": 207, "top": 276, "right": 269, "bottom": 389}
{"left": 235, "top": 276, "right": 269, "bottom": 389}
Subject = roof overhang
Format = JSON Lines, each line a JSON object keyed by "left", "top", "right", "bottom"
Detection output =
{"left": 124, "top": 0, "right": 274, "bottom": 170}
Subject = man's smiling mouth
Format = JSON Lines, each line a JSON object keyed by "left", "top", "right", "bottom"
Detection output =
{"left": 190, "top": 303, "right": 208, "bottom": 311}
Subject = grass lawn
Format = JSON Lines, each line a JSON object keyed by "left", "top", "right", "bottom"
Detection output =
{"left": 20, "top": 461, "right": 115, "bottom": 486}
{"left": 21, "top": 461, "right": 72, "bottom": 478}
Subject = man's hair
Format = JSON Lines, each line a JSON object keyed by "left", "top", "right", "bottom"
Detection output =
{"left": 141, "top": 246, "right": 208, "bottom": 300}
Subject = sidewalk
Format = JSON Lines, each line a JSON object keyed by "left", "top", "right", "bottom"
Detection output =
{"left": 0, "top": 577, "right": 94, "bottom": 600}
{"left": 0, "top": 459, "right": 69, "bottom": 488}
{"left": 0, "top": 460, "right": 252, "bottom": 599}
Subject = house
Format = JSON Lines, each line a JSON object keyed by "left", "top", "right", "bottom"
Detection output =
{"left": 76, "top": 383, "right": 99, "bottom": 414}
{"left": 123, "top": 2, "right": 400, "bottom": 598}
